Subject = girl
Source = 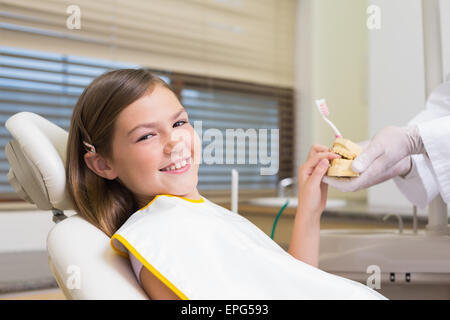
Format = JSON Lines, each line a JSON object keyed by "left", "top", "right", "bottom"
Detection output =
{"left": 66, "top": 68, "right": 385, "bottom": 300}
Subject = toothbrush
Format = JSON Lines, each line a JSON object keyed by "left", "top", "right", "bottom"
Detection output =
{"left": 315, "top": 99, "right": 343, "bottom": 138}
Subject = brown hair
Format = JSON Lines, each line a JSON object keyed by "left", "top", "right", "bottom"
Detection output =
{"left": 66, "top": 68, "right": 172, "bottom": 237}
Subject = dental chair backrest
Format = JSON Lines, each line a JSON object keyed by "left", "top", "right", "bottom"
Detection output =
{"left": 4, "top": 112, "right": 148, "bottom": 299}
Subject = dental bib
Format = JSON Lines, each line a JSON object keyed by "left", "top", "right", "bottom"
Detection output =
{"left": 110, "top": 194, "right": 385, "bottom": 300}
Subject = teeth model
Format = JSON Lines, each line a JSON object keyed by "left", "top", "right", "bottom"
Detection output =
{"left": 327, "top": 138, "right": 362, "bottom": 177}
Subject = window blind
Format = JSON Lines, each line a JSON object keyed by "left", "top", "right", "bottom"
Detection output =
{"left": 0, "top": 0, "right": 296, "bottom": 87}
{"left": 0, "top": 46, "right": 140, "bottom": 198}
{"left": 182, "top": 86, "right": 279, "bottom": 189}
{"left": 0, "top": 46, "right": 294, "bottom": 202}
{"left": 171, "top": 73, "right": 294, "bottom": 202}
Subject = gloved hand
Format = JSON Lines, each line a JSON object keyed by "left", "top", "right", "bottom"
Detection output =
{"left": 322, "top": 125, "right": 424, "bottom": 192}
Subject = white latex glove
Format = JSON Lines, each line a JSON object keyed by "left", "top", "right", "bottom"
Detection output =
{"left": 322, "top": 125, "right": 424, "bottom": 192}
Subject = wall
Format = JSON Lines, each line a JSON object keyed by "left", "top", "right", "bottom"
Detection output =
{"left": 441, "top": 0, "right": 450, "bottom": 79}
{"left": 295, "top": 0, "right": 369, "bottom": 201}
{"left": 367, "top": 0, "right": 426, "bottom": 211}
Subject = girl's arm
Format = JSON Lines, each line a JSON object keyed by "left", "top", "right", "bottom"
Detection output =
{"left": 287, "top": 145, "right": 340, "bottom": 268}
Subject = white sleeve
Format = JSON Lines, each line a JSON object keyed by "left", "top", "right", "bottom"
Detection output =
{"left": 393, "top": 81, "right": 450, "bottom": 206}
{"left": 417, "top": 115, "right": 450, "bottom": 204}
{"left": 393, "top": 154, "right": 440, "bottom": 208}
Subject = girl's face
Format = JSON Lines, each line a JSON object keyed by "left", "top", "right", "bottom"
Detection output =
{"left": 109, "top": 85, "right": 201, "bottom": 205}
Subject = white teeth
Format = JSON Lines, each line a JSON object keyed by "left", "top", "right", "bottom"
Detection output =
{"left": 161, "top": 159, "right": 188, "bottom": 171}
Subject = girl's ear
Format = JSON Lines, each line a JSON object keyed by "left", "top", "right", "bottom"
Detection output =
{"left": 83, "top": 152, "right": 118, "bottom": 180}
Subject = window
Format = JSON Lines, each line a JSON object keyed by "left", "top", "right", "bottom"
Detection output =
{"left": 0, "top": 46, "right": 140, "bottom": 197}
{"left": 0, "top": 46, "right": 294, "bottom": 203}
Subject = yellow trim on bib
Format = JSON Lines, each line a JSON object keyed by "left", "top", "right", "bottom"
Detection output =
{"left": 139, "top": 193, "right": 204, "bottom": 211}
{"left": 110, "top": 233, "right": 189, "bottom": 300}
{"left": 110, "top": 237, "right": 129, "bottom": 258}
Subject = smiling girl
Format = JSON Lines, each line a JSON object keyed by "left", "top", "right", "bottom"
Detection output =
{"left": 66, "top": 68, "right": 386, "bottom": 300}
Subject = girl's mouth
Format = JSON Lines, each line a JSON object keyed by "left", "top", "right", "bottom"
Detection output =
{"left": 159, "top": 157, "right": 191, "bottom": 174}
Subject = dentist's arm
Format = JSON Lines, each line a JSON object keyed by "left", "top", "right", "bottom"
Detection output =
{"left": 392, "top": 154, "right": 440, "bottom": 208}
{"left": 288, "top": 145, "right": 339, "bottom": 268}
{"left": 323, "top": 81, "right": 450, "bottom": 206}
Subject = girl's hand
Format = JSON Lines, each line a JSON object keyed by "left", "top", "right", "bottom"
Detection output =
{"left": 297, "top": 144, "right": 340, "bottom": 221}
{"left": 288, "top": 144, "right": 340, "bottom": 267}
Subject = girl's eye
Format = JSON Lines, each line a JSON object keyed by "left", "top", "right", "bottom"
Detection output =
{"left": 137, "top": 134, "right": 154, "bottom": 142}
{"left": 137, "top": 121, "right": 187, "bottom": 142}
{"left": 174, "top": 120, "right": 187, "bottom": 127}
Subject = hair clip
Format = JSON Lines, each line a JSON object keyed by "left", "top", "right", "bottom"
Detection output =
{"left": 83, "top": 141, "right": 96, "bottom": 154}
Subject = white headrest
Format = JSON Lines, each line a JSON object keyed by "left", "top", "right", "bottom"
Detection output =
{"left": 5, "top": 112, "right": 72, "bottom": 211}
{"left": 47, "top": 215, "right": 148, "bottom": 299}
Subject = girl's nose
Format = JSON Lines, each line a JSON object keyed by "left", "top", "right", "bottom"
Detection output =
{"left": 163, "top": 131, "right": 191, "bottom": 158}
{"left": 164, "top": 138, "right": 183, "bottom": 156}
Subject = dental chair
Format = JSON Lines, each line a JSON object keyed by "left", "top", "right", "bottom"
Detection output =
{"left": 4, "top": 112, "right": 148, "bottom": 299}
